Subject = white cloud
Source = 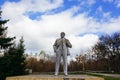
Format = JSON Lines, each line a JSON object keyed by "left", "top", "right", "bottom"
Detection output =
{"left": 103, "top": 0, "right": 120, "bottom": 8}
{"left": 103, "top": 12, "right": 111, "bottom": 18}
{"left": 68, "top": 34, "right": 98, "bottom": 56}
{"left": 103, "top": 0, "right": 114, "bottom": 3}
{"left": 22, "top": 0, "right": 63, "bottom": 12}
{"left": 1, "top": 0, "right": 120, "bottom": 59}
{"left": 87, "top": 0, "right": 96, "bottom": 5}
{"left": 100, "top": 17, "right": 120, "bottom": 34}
{"left": 78, "top": 0, "right": 96, "bottom": 6}
{"left": 2, "top": 0, "right": 63, "bottom": 14}
{"left": 95, "top": 6, "right": 112, "bottom": 21}
{"left": 96, "top": 6, "right": 103, "bottom": 14}
{"left": 115, "top": 0, "right": 120, "bottom": 8}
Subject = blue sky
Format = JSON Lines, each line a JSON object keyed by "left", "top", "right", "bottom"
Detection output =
{"left": 0, "top": 0, "right": 120, "bottom": 57}
{"left": 1, "top": 0, "right": 120, "bottom": 21}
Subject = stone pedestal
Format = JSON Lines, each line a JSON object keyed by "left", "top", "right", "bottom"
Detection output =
{"left": 6, "top": 75, "right": 104, "bottom": 80}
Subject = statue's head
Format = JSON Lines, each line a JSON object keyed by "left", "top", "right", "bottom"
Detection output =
{"left": 60, "top": 32, "right": 65, "bottom": 38}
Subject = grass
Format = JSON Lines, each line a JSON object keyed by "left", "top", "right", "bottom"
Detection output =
{"left": 87, "top": 73, "right": 120, "bottom": 80}
{"left": 68, "top": 71, "right": 86, "bottom": 75}
{"left": 32, "top": 71, "right": 120, "bottom": 80}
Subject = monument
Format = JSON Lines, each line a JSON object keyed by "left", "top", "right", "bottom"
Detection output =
{"left": 6, "top": 32, "right": 104, "bottom": 80}
{"left": 53, "top": 32, "right": 72, "bottom": 76}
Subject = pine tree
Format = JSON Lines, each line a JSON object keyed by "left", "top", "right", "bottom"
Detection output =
{"left": 0, "top": 11, "right": 15, "bottom": 49}
{"left": 0, "top": 37, "right": 26, "bottom": 80}
{"left": 15, "top": 37, "right": 26, "bottom": 75}
{"left": 0, "top": 11, "right": 15, "bottom": 80}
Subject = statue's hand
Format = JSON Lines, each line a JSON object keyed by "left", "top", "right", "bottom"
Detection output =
{"left": 54, "top": 50, "right": 57, "bottom": 53}
{"left": 67, "top": 53, "right": 70, "bottom": 56}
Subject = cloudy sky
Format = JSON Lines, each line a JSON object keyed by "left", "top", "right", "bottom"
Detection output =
{"left": 0, "top": 0, "right": 120, "bottom": 58}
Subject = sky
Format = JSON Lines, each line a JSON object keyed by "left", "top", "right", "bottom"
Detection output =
{"left": 0, "top": 0, "right": 120, "bottom": 60}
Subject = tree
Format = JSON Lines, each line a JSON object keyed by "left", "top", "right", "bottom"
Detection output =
{"left": 92, "top": 32, "right": 120, "bottom": 72}
{"left": 0, "top": 37, "right": 26, "bottom": 80}
{"left": 12, "top": 37, "right": 26, "bottom": 75}
{"left": 0, "top": 11, "right": 15, "bottom": 80}
{"left": 0, "top": 11, "right": 15, "bottom": 49}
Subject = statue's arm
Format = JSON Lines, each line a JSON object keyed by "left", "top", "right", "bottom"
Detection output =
{"left": 66, "top": 39, "right": 72, "bottom": 48}
{"left": 53, "top": 40, "right": 57, "bottom": 53}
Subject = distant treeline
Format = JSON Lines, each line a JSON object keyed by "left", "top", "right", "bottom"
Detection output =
{"left": 26, "top": 32, "right": 120, "bottom": 73}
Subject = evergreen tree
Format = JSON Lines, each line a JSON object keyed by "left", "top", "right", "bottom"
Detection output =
{"left": 15, "top": 37, "right": 26, "bottom": 75}
{"left": 0, "top": 11, "right": 15, "bottom": 80}
{"left": 0, "top": 11, "right": 15, "bottom": 49}
{"left": 0, "top": 37, "right": 26, "bottom": 80}
{"left": 0, "top": 11, "right": 27, "bottom": 80}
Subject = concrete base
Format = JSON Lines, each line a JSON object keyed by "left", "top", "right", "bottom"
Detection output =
{"left": 6, "top": 75, "right": 104, "bottom": 80}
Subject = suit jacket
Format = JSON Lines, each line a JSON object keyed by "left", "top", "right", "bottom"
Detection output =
{"left": 53, "top": 38, "right": 72, "bottom": 55}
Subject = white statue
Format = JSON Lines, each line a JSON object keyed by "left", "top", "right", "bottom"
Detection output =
{"left": 53, "top": 32, "right": 72, "bottom": 76}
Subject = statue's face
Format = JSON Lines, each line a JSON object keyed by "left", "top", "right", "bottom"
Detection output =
{"left": 60, "top": 32, "right": 65, "bottom": 38}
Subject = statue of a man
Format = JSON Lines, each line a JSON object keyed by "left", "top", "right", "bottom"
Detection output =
{"left": 53, "top": 32, "right": 72, "bottom": 76}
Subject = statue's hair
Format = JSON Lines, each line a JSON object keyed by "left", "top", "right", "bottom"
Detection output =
{"left": 60, "top": 32, "right": 65, "bottom": 35}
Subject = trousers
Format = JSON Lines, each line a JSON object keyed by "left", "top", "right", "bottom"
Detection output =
{"left": 55, "top": 45, "right": 68, "bottom": 75}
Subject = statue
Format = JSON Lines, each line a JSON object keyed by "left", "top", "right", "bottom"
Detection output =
{"left": 53, "top": 32, "right": 72, "bottom": 76}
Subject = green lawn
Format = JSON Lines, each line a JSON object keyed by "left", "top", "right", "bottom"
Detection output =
{"left": 87, "top": 73, "right": 120, "bottom": 80}
{"left": 32, "top": 71, "right": 120, "bottom": 80}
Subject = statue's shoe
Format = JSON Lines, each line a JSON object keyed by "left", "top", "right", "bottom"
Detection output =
{"left": 54, "top": 73, "right": 58, "bottom": 76}
{"left": 64, "top": 73, "right": 68, "bottom": 76}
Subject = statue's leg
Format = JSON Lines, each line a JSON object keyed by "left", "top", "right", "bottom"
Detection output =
{"left": 63, "top": 50, "right": 68, "bottom": 75}
{"left": 55, "top": 50, "right": 61, "bottom": 75}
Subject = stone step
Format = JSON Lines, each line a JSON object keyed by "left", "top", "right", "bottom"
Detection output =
{"left": 6, "top": 75, "right": 104, "bottom": 80}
